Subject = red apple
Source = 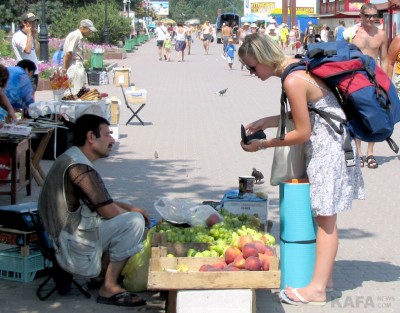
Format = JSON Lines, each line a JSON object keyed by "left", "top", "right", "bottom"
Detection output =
{"left": 199, "top": 264, "right": 215, "bottom": 272}
{"left": 264, "top": 246, "right": 275, "bottom": 257}
{"left": 242, "top": 242, "right": 259, "bottom": 259}
{"left": 252, "top": 240, "right": 266, "bottom": 254}
{"left": 224, "top": 246, "right": 241, "bottom": 264}
{"left": 206, "top": 213, "right": 221, "bottom": 227}
{"left": 233, "top": 254, "right": 246, "bottom": 269}
{"left": 258, "top": 254, "right": 270, "bottom": 271}
{"left": 212, "top": 261, "right": 227, "bottom": 270}
{"left": 238, "top": 235, "right": 253, "bottom": 250}
{"left": 244, "top": 256, "right": 262, "bottom": 271}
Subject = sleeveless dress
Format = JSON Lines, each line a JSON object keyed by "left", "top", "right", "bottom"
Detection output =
{"left": 290, "top": 73, "right": 365, "bottom": 217}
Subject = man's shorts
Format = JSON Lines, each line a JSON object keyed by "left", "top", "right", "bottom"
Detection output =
{"left": 157, "top": 40, "right": 164, "bottom": 47}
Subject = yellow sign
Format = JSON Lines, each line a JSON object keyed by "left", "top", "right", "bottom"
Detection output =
{"left": 251, "top": 2, "right": 275, "bottom": 14}
{"left": 270, "top": 7, "right": 315, "bottom": 15}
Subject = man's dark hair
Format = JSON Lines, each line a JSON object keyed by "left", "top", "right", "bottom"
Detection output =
{"left": 73, "top": 114, "right": 110, "bottom": 146}
{"left": 16, "top": 59, "right": 37, "bottom": 73}
{"left": 0, "top": 64, "right": 9, "bottom": 88}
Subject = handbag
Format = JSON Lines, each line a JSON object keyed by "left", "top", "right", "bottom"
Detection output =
{"left": 270, "top": 108, "right": 307, "bottom": 186}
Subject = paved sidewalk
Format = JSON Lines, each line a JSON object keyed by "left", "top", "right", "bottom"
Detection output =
{"left": 1, "top": 36, "right": 400, "bottom": 313}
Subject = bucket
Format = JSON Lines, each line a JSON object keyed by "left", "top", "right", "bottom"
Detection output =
{"left": 91, "top": 52, "right": 104, "bottom": 70}
{"left": 238, "top": 176, "right": 255, "bottom": 196}
{"left": 279, "top": 179, "right": 317, "bottom": 289}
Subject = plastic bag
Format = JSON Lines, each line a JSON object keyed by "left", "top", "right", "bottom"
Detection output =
{"left": 154, "top": 197, "right": 223, "bottom": 227}
{"left": 122, "top": 227, "right": 155, "bottom": 292}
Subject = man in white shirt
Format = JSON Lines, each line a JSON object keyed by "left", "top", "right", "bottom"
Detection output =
{"left": 12, "top": 12, "right": 40, "bottom": 95}
{"left": 63, "top": 19, "right": 97, "bottom": 94}
{"left": 154, "top": 22, "right": 168, "bottom": 61}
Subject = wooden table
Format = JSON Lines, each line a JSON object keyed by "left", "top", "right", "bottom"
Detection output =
{"left": 0, "top": 137, "right": 31, "bottom": 204}
{"left": 30, "top": 128, "right": 54, "bottom": 186}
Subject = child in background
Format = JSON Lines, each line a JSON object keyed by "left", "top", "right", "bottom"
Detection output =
{"left": 163, "top": 34, "right": 172, "bottom": 62}
{"left": 225, "top": 38, "right": 236, "bottom": 70}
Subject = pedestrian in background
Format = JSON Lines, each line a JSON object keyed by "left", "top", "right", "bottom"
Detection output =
{"left": 343, "top": 3, "right": 387, "bottom": 169}
{"left": 225, "top": 37, "right": 236, "bottom": 70}
{"left": 12, "top": 12, "right": 40, "bottom": 95}
{"left": 63, "top": 19, "right": 97, "bottom": 94}
{"left": 174, "top": 22, "right": 186, "bottom": 62}
{"left": 155, "top": 22, "right": 168, "bottom": 61}
{"left": 163, "top": 34, "right": 172, "bottom": 62}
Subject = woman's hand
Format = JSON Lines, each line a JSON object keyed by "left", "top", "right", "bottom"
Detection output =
{"left": 244, "top": 118, "right": 267, "bottom": 134}
{"left": 240, "top": 139, "right": 264, "bottom": 152}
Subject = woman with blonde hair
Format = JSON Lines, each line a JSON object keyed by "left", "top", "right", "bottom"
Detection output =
{"left": 238, "top": 33, "right": 364, "bottom": 305}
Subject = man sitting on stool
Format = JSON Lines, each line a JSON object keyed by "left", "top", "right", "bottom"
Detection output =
{"left": 38, "top": 114, "right": 150, "bottom": 307}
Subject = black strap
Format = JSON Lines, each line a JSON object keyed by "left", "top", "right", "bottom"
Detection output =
{"left": 308, "top": 106, "right": 355, "bottom": 167}
{"left": 280, "top": 236, "right": 316, "bottom": 244}
{"left": 386, "top": 137, "right": 399, "bottom": 154}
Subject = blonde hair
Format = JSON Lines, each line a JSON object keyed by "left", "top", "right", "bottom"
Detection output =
{"left": 238, "top": 33, "right": 286, "bottom": 73}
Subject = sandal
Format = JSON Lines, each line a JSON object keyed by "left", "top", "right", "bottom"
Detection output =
{"left": 97, "top": 291, "right": 146, "bottom": 307}
{"left": 366, "top": 155, "right": 378, "bottom": 169}
{"left": 360, "top": 156, "right": 365, "bottom": 168}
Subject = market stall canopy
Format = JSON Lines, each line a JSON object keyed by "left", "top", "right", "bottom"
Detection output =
{"left": 241, "top": 13, "right": 265, "bottom": 23}
{"left": 185, "top": 18, "right": 200, "bottom": 25}
{"left": 160, "top": 18, "right": 176, "bottom": 25}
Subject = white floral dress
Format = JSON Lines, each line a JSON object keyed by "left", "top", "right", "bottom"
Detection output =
{"left": 291, "top": 74, "right": 365, "bottom": 217}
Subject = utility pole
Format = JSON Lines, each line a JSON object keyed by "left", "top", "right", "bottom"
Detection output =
{"left": 290, "top": 0, "right": 297, "bottom": 29}
{"left": 282, "top": 0, "right": 288, "bottom": 25}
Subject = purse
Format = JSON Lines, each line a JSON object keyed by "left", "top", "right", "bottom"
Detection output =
{"left": 270, "top": 105, "right": 307, "bottom": 186}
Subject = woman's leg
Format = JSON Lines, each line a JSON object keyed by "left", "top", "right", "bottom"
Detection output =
{"left": 283, "top": 214, "right": 338, "bottom": 302}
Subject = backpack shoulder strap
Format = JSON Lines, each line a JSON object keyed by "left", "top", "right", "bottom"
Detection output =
{"left": 279, "top": 61, "right": 306, "bottom": 139}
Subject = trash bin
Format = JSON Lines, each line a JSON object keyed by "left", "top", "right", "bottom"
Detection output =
{"left": 91, "top": 48, "right": 104, "bottom": 70}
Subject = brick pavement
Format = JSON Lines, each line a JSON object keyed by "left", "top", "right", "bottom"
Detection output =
{"left": 1, "top": 36, "right": 399, "bottom": 313}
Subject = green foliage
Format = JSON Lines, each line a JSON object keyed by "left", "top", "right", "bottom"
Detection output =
{"left": 50, "top": 1, "right": 130, "bottom": 45}
{"left": 0, "top": 30, "right": 13, "bottom": 58}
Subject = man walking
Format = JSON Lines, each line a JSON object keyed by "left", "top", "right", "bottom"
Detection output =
{"left": 155, "top": 22, "right": 168, "bottom": 61}
{"left": 343, "top": 3, "right": 388, "bottom": 169}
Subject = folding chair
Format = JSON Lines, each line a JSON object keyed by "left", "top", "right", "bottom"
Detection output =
{"left": 29, "top": 212, "right": 91, "bottom": 301}
{"left": 120, "top": 84, "right": 146, "bottom": 126}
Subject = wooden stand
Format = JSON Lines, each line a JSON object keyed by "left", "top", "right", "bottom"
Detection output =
{"left": 0, "top": 137, "right": 31, "bottom": 204}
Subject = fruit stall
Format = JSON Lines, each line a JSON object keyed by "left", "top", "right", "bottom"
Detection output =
{"left": 139, "top": 206, "right": 281, "bottom": 313}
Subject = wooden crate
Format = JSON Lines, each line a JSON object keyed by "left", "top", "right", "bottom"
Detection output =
{"left": 147, "top": 247, "right": 281, "bottom": 290}
{"left": 151, "top": 232, "right": 210, "bottom": 257}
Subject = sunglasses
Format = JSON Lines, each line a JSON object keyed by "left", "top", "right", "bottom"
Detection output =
{"left": 245, "top": 64, "right": 256, "bottom": 72}
{"left": 363, "top": 13, "right": 377, "bottom": 19}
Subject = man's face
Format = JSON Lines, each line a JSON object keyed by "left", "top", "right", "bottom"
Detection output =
{"left": 361, "top": 8, "right": 378, "bottom": 26}
{"left": 81, "top": 27, "right": 92, "bottom": 37}
{"left": 92, "top": 124, "right": 115, "bottom": 158}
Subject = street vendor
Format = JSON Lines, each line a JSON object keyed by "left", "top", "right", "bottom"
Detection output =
{"left": 38, "top": 114, "right": 150, "bottom": 307}
{"left": 63, "top": 19, "right": 97, "bottom": 94}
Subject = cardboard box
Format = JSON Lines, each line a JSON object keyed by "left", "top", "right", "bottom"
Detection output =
{"left": 109, "top": 124, "right": 120, "bottom": 140}
{"left": 113, "top": 67, "right": 131, "bottom": 87}
{"left": 127, "top": 89, "right": 147, "bottom": 104}
{"left": 176, "top": 289, "right": 255, "bottom": 313}
{"left": 110, "top": 100, "right": 120, "bottom": 124}
{"left": 0, "top": 228, "right": 38, "bottom": 256}
{"left": 147, "top": 247, "right": 280, "bottom": 290}
{"left": 220, "top": 190, "right": 269, "bottom": 226}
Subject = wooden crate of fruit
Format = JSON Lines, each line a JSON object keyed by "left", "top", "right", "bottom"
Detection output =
{"left": 147, "top": 247, "right": 281, "bottom": 290}
{"left": 151, "top": 232, "right": 210, "bottom": 257}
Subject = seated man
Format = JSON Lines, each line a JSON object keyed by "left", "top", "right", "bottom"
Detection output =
{"left": 5, "top": 59, "right": 36, "bottom": 116}
{"left": 38, "top": 114, "right": 150, "bottom": 307}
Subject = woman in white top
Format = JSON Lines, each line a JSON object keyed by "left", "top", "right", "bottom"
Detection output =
{"left": 175, "top": 22, "right": 187, "bottom": 62}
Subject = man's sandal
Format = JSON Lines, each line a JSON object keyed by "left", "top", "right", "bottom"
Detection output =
{"left": 366, "top": 155, "right": 378, "bottom": 169}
